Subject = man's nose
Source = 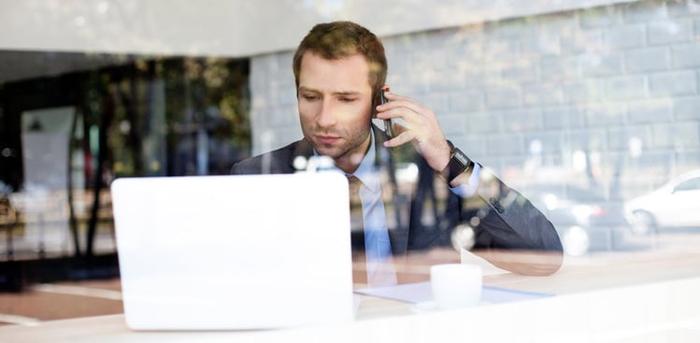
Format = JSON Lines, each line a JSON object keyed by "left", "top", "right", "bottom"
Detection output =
{"left": 316, "top": 100, "right": 337, "bottom": 128}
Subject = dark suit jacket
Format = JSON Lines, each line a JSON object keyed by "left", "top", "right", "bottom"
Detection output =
{"left": 231, "top": 126, "right": 563, "bottom": 256}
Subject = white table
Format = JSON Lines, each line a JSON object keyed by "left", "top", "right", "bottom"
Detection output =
{"left": 3, "top": 245, "right": 700, "bottom": 342}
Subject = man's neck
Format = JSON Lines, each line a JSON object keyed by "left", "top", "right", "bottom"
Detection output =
{"left": 334, "top": 131, "right": 371, "bottom": 174}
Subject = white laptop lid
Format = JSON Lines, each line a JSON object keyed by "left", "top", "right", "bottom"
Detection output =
{"left": 111, "top": 172, "right": 354, "bottom": 330}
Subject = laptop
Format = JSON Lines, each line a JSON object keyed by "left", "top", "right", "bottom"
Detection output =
{"left": 111, "top": 172, "right": 354, "bottom": 330}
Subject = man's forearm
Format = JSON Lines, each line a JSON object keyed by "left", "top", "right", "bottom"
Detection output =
{"left": 473, "top": 249, "right": 563, "bottom": 276}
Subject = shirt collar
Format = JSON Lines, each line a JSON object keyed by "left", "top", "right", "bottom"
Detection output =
{"left": 349, "top": 129, "right": 380, "bottom": 193}
{"left": 312, "top": 129, "right": 380, "bottom": 193}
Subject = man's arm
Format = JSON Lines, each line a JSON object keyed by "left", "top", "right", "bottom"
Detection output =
{"left": 376, "top": 90, "right": 563, "bottom": 274}
{"left": 439, "top": 162, "right": 563, "bottom": 275}
{"left": 451, "top": 164, "right": 563, "bottom": 249}
{"left": 472, "top": 249, "right": 563, "bottom": 276}
{"left": 472, "top": 167, "right": 563, "bottom": 273}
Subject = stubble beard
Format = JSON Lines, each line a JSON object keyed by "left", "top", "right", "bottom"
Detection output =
{"left": 305, "top": 125, "right": 371, "bottom": 169}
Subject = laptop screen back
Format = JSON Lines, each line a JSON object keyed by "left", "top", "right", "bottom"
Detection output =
{"left": 111, "top": 173, "right": 353, "bottom": 330}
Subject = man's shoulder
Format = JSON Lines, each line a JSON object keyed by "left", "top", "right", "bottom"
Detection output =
{"left": 230, "top": 139, "right": 310, "bottom": 175}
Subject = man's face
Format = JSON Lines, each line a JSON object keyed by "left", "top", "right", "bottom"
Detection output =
{"left": 297, "top": 52, "right": 373, "bottom": 163}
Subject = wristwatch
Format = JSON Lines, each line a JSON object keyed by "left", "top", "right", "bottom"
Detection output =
{"left": 442, "top": 140, "right": 475, "bottom": 184}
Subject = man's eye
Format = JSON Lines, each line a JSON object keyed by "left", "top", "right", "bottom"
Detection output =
{"left": 339, "top": 97, "right": 357, "bottom": 103}
{"left": 302, "top": 94, "right": 319, "bottom": 101}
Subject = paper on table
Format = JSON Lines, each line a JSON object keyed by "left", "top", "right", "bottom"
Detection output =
{"left": 355, "top": 282, "right": 552, "bottom": 305}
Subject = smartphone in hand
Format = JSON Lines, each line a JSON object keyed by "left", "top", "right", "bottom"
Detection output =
{"left": 375, "top": 88, "right": 394, "bottom": 139}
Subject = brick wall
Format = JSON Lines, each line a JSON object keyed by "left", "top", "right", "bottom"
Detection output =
{"left": 248, "top": 0, "right": 700, "bottom": 200}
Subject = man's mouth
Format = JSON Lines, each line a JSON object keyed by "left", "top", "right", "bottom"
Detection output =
{"left": 315, "top": 134, "right": 341, "bottom": 145}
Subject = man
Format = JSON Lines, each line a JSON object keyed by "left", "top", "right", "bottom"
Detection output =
{"left": 232, "top": 21, "right": 562, "bottom": 278}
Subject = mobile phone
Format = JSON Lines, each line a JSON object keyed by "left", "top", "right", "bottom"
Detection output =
{"left": 374, "top": 88, "right": 394, "bottom": 138}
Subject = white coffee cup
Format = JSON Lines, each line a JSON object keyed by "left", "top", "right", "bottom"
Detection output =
{"left": 430, "top": 263, "right": 482, "bottom": 310}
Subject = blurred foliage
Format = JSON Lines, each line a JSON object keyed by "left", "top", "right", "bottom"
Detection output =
{"left": 76, "top": 55, "right": 250, "bottom": 178}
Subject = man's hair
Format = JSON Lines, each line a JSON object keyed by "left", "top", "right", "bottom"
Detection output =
{"left": 293, "top": 21, "right": 387, "bottom": 94}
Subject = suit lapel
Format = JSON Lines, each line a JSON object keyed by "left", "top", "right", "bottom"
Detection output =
{"left": 283, "top": 139, "right": 314, "bottom": 173}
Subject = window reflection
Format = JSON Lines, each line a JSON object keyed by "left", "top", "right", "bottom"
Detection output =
{"left": 0, "top": 0, "right": 698, "bottom": 312}
{"left": 0, "top": 51, "right": 250, "bottom": 265}
{"left": 626, "top": 171, "right": 700, "bottom": 234}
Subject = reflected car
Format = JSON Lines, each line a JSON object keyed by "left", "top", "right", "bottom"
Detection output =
{"left": 624, "top": 170, "right": 700, "bottom": 234}
{"left": 519, "top": 184, "right": 630, "bottom": 256}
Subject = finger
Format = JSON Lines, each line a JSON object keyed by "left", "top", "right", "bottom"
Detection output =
{"left": 383, "top": 90, "right": 413, "bottom": 102}
{"left": 376, "top": 100, "right": 425, "bottom": 117}
{"left": 388, "top": 121, "right": 407, "bottom": 135}
{"left": 376, "top": 107, "right": 421, "bottom": 124}
{"left": 383, "top": 131, "right": 416, "bottom": 148}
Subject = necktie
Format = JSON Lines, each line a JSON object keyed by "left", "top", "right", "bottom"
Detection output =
{"left": 348, "top": 174, "right": 398, "bottom": 286}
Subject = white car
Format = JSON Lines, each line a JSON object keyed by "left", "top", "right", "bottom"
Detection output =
{"left": 625, "top": 170, "right": 700, "bottom": 234}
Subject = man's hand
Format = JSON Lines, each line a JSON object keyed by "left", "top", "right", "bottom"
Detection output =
{"left": 376, "top": 90, "right": 451, "bottom": 172}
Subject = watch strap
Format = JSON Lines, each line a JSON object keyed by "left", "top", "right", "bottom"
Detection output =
{"left": 443, "top": 140, "right": 475, "bottom": 183}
